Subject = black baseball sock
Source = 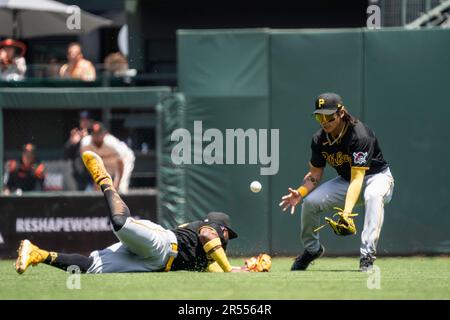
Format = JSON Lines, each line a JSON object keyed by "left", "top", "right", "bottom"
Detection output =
{"left": 43, "top": 253, "right": 93, "bottom": 273}
{"left": 101, "top": 184, "right": 131, "bottom": 231}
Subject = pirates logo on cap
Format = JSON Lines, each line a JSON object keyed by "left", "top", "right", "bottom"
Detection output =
{"left": 318, "top": 98, "right": 325, "bottom": 108}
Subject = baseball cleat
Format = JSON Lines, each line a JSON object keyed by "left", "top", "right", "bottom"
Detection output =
{"left": 15, "top": 240, "right": 46, "bottom": 274}
{"left": 291, "top": 245, "right": 325, "bottom": 271}
{"left": 359, "top": 256, "right": 375, "bottom": 272}
{"left": 82, "top": 151, "right": 112, "bottom": 187}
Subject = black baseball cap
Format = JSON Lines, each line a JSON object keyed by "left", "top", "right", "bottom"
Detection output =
{"left": 204, "top": 211, "right": 238, "bottom": 239}
{"left": 313, "top": 92, "right": 344, "bottom": 115}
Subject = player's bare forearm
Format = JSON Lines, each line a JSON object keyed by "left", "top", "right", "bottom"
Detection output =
{"left": 300, "top": 165, "right": 324, "bottom": 194}
{"left": 279, "top": 165, "right": 324, "bottom": 215}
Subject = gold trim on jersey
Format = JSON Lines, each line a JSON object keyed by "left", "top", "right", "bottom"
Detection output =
{"left": 321, "top": 151, "right": 352, "bottom": 167}
{"left": 323, "top": 122, "right": 349, "bottom": 146}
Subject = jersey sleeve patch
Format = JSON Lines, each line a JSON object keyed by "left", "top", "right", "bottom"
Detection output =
{"left": 352, "top": 151, "right": 368, "bottom": 166}
{"left": 349, "top": 124, "right": 375, "bottom": 168}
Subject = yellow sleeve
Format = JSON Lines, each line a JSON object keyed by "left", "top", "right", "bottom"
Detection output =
{"left": 203, "top": 237, "right": 233, "bottom": 272}
{"left": 343, "top": 167, "right": 368, "bottom": 214}
{"left": 207, "top": 261, "right": 224, "bottom": 273}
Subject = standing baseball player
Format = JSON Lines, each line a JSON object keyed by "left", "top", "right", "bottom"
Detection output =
{"left": 15, "top": 151, "right": 248, "bottom": 274}
{"left": 279, "top": 93, "right": 394, "bottom": 272}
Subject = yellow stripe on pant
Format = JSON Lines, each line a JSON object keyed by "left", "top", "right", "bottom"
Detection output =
{"left": 164, "top": 243, "right": 178, "bottom": 272}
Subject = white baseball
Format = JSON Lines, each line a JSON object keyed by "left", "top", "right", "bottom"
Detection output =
{"left": 250, "top": 181, "right": 262, "bottom": 193}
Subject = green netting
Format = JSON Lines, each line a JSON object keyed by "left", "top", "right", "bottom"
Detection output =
{"left": 0, "top": 87, "right": 170, "bottom": 109}
{"left": 156, "top": 93, "right": 187, "bottom": 228}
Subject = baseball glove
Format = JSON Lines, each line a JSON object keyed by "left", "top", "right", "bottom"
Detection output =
{"left": 244, "top": 253, "right": 272, "bottom": 272}
{"left": 315, "top": 207, "right": 358, "bottom": 236}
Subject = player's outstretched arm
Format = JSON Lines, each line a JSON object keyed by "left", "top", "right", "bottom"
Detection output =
{"left": 207, "top": 261, "right": 224, "bottom": 272}
{"left": 199, "top": 227, "right": 248, "bottom": 272}
{"left": 279, "top": 165, "right": 323, "bottom": 215}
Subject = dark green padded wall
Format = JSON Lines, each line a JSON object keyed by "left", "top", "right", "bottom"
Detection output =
{"left": 176, "top": 27, "right": 450, "bottom": 255}
{"left": 270, "top": 29, "right": 364, "bottom": 254}
{"left": 178, "top": 30, "right": 271, "bottom": 255}
{"left": 364, "top": 28, "right": 450, "bottom": 254}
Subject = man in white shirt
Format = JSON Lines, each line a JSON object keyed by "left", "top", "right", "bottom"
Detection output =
{"left": 80, "top": 122, "right": 135, "bottom": 193}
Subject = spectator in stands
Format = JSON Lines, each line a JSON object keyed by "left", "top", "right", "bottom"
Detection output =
{"left": 3, "top": 143, "right": 46, "bottom": 195}
{"left": 104, "top": 52, "right": 129, "bottom": 77}
{"left": 46, "top": 57, "right": 61, "bottom": 78}
{"left": 80, "top": 122, "right": 135, "bottom": 194}
{"left": 59, "top": 42, "right": 96, "bottom": 81}
{"left": 64, "top": 110, "right": 93, "bottom": 191}
{"left": 0, "top": 38, "right": 27, "bottom": 81}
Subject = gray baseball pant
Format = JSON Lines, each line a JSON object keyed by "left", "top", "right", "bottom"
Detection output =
{"left": 300, "top": 167, "right": 394, "bottom": 259}
{"left": 87, "top": 217, "right": 178, "bottom": 273}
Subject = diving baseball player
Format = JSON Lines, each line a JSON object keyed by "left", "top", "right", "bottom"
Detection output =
{"left": 15, "top": 151, "right": 247, "bottom": 274}
{"left": 279, "top": 92, "right": 394, "bottom": 272}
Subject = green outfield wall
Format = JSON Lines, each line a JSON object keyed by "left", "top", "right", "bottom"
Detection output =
{"left": 1, "top": 29, "right": 449, "bottom": 257}
{"left": 175, "top": 30, "right": 271, "bottom": 254}
{"left": 175, "top": 28, "right": 450, "bottom": 256}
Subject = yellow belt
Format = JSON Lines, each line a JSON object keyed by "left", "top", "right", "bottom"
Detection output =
{"left": 164, "top": 243, "right": 178, "bottom": 272}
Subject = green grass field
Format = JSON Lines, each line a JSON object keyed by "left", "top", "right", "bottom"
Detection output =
{"left": 1, "top": 257, "right": 449, "bottom": 299}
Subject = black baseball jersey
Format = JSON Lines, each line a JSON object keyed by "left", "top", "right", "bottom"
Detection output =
{"left": 170, "top": 221, "right": 228, "bottom": 271}
{"left": 310, "top": 121, "right": 388, "bottom": 181}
